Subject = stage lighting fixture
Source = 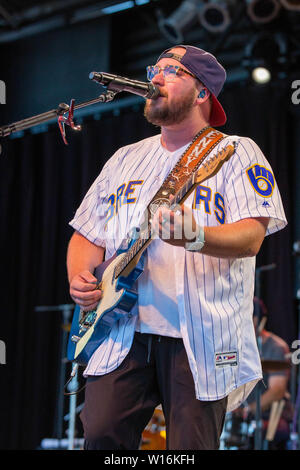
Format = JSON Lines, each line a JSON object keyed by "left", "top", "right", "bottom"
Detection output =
{"left": 247, "top": 0, "right": 281, "bottom": 23}
{"left": 158, "top": 0, "right": 200, "bottom": 43}
{"left": 198, "top": 1, "right": 231, "bottom": 33}
{"left": 243, "top": 32, "right": 287, "bottom": 85}
{"left": 251, "top": 66, "right": 271, "bottom": 83}
{"left": 279, "top": 0, "right": 300, "bottom": 10}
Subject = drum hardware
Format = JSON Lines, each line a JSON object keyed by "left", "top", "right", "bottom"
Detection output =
{"left": 220, "top": 410, "right": 251, "bottom": 450}
{"left": 254, "top": 263, "right": 276, "bottom": 450}
{"left": 35, "top": 303, "right": 82, "bottom": 450}
{"left": 261, "top": 359, "right": 291, "bottom": 373}
{"left": 291, "top": 243, "right": 300, "bottom": 450}
{"left": 222, "top": 259, "right": 297, "bottom": 451}
{"left": 263, "top": 399, "right": 286, "bottom": 449}
{"left": 140, "top": 406, "right": 166, "bottom": 450}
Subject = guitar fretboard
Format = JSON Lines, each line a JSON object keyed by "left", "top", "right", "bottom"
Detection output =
{"left": 114, "top": 171, "right": 196, "bottom": 279}
{"left": 113, "top": 136, "right": 237, "bottom": 281}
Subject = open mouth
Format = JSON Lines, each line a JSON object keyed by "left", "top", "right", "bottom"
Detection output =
{"left": 152, "top": 91, "right": 167, "bottom": 101}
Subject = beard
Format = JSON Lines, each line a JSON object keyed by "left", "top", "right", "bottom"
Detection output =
{"left": 144, "top": 87, "right": 196, "bottom": 126}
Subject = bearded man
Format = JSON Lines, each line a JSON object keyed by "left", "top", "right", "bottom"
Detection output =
{"left": 66, "top": 45, "right": 287, "bottom": 450}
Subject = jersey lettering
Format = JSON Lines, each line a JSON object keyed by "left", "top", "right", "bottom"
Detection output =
{"left": 193, "top": 185, "right": 226, "bottom": 224}
{"left": 214, "top": 193, "right": 226, "bottom": 224}
{"left": 124, "top": 180, "right": 143, "bottom": 204}
{"left": 116, "top": 183, "right": 125, "bottom": 214}
{"left": 105, "top": 193, "right": 115, "bottom": 226}
{"left": 193, "top": 185, "right": 212, "bottom": 214}
{"left": 105, "top": 180, "right": 143, "bottom": 225}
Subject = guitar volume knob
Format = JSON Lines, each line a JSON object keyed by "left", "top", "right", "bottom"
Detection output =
{"left": 71, "top": 335, "right": 81, "bottom": 343}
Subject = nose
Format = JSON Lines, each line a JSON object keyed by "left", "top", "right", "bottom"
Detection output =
{"left": 151, "top": 69, "right": 165, "bottom": 86}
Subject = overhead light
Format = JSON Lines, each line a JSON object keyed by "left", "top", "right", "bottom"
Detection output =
{"left": 198, "top": 1, "right": 231, "bottom": 33}
{"left": 251, "top": 66, "right": 271, "bottom": 84}
{"left": 247, "top": 0, "right": 281, "bottom": 23}
{"left": 158, "top": 0, "right": 199, "bottom": 43}
{"left": 243, "top": 32, "right": 287, "bottom": 84}
{"left": 279, "top": 0, "right": 300, "bottom": 10}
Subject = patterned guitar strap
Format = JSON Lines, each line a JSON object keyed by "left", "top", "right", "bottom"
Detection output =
{"left": 146, "top": 125, "right": 226, "bottom": 221}
{"left": 117, "top": 126, "right": 227, "bottom": 276}
{"left": 123, "top": 125, "right": 227, "bottom": 265}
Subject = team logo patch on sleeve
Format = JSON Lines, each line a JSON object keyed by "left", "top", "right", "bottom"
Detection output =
{"left": 215, "top": 351, "right": 238, "bottom": 367}
{"left": 246, "top": 164, "right": 275, "bottom": 198}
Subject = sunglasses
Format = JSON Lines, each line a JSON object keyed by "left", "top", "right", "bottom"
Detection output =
{"left": 146, "top": 64, "right": 196, "bottom": 82}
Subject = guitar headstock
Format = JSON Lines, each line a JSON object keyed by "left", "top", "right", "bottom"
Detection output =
{"left": 195, "top": 142, "right": 236, "bottom": 185}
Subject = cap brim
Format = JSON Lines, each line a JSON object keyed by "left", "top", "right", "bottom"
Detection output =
{"left": 210, "top": 94, "right": 227, "bottom": 127}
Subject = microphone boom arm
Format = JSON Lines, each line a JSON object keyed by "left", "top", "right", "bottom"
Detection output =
{"left": 0, "top": 88, "right": 119, "bottom": 145}
{"left": 0, "top": 72, "right": 158, "bottom": 145}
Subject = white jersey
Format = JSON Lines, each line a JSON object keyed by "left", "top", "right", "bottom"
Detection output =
{"left": 69, "top": 133, "right": 287, "bottom": 411}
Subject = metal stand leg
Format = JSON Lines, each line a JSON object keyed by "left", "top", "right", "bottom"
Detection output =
{"left": 290, "top": 292, "right": 300, "bottom": 450}
{"left": 254, "top": 270, "right": 263, "bottom": 450}
{"left": 254, "top": 336, "right": 263, "bottom": 450}
{"left": 67, "top": 365, "right": 79, "bottom": 450}
{"left": 35, "top": 303, "right": 75, "bottom": 448}
{"left": 254, "top": 263, "right": 276, "bottom": 450}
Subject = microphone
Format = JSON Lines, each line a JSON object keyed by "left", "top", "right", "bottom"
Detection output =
{"left": 89, "top": 72, "right": 160, "bottom": 99}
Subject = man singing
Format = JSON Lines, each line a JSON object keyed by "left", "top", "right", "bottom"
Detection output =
{"left": 67, "top": 45, "right": 287, "bottom": 450}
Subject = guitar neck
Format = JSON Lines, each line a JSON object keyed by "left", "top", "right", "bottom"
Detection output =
{"left": 113, "top": 142, "right": 235, "bottom": 280}
{"left": 115, "top": 142, "right": 237, "bottom": 278}
{"left": 114, "top": 172, "right": 198, "bottom": 279}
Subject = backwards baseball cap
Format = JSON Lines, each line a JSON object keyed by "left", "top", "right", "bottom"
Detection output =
{"left": 156, "top": 45, "right": 227, "bottom": 127}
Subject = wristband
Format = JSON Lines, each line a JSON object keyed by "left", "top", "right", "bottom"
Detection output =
{"left": 185, "top": 225, "right": 205, "bottom": 252}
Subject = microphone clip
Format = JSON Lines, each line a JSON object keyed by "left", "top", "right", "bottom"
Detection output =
{"left": 57, "top": 89, "right": 118, "bottom": 145}
{"left": 0, "top": 87, "right": 119, "bottom": 145}
{"left": 58, "top": 99, "right": 81, "bottom": 145}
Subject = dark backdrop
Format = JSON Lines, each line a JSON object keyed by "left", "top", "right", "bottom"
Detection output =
{"left": 0, "top": 16, "right": 110, "bottom": 126}
{"left": 0, "top": 76, "right": 298, "bottom": 449}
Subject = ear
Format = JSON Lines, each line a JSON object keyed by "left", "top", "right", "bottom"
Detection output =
{"left": 196, "top": 87, "right": 210, "bottom": 104}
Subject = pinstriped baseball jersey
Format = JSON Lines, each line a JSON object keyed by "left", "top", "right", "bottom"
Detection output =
{"left": 69, "top": 133, "right": 287, "bottom": 411}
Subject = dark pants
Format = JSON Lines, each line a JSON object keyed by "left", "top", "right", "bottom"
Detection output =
{"left": 80, "top": 332, "right": 227, "bottom": 450}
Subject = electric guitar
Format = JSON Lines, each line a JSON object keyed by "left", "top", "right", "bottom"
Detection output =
{"left": 67, "top": 143, "right": 236, "bottom": 365}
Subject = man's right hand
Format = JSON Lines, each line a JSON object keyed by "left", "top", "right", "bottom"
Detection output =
{"left": 69, "top": 270, "right": 103, "bottom": 311}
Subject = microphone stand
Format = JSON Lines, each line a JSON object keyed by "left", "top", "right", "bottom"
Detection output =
{"left": 290, "top": 290, "right": 300, "bottom": 450}
{"left": 0, "top": 89, "right": 118, "bottom": 145}
{"left": 254, "top": 263, "right": 276, "bottom": 450}
{"left": 289, "top": 243, "right": 300, "bottom": 450}
{"left": 34, "top": 303, "right": 75, "bottom": 448}
{"left": 0, "top": 73, "right": 157, "bottom": 147}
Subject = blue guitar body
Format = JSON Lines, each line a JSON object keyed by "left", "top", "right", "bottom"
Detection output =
{"left": 67, "top": 246, "right": 143, "bottom": 365}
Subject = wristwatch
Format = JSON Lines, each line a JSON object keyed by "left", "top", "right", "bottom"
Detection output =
{"left": 185, "top": 225, "right": 205, "bottom": 252}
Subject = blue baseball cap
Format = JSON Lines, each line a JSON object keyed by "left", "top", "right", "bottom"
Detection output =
{"left": 156, "top": 45, "right": 227, "bottom": 127}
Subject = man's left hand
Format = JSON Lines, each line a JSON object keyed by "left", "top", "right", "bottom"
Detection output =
{"left": 151, "top": 202, "right": 199, "bottom": 247}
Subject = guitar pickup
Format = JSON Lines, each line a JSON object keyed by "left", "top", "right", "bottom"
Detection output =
{"left": 79, "top": 310, "right": 97, "bottom": 327}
